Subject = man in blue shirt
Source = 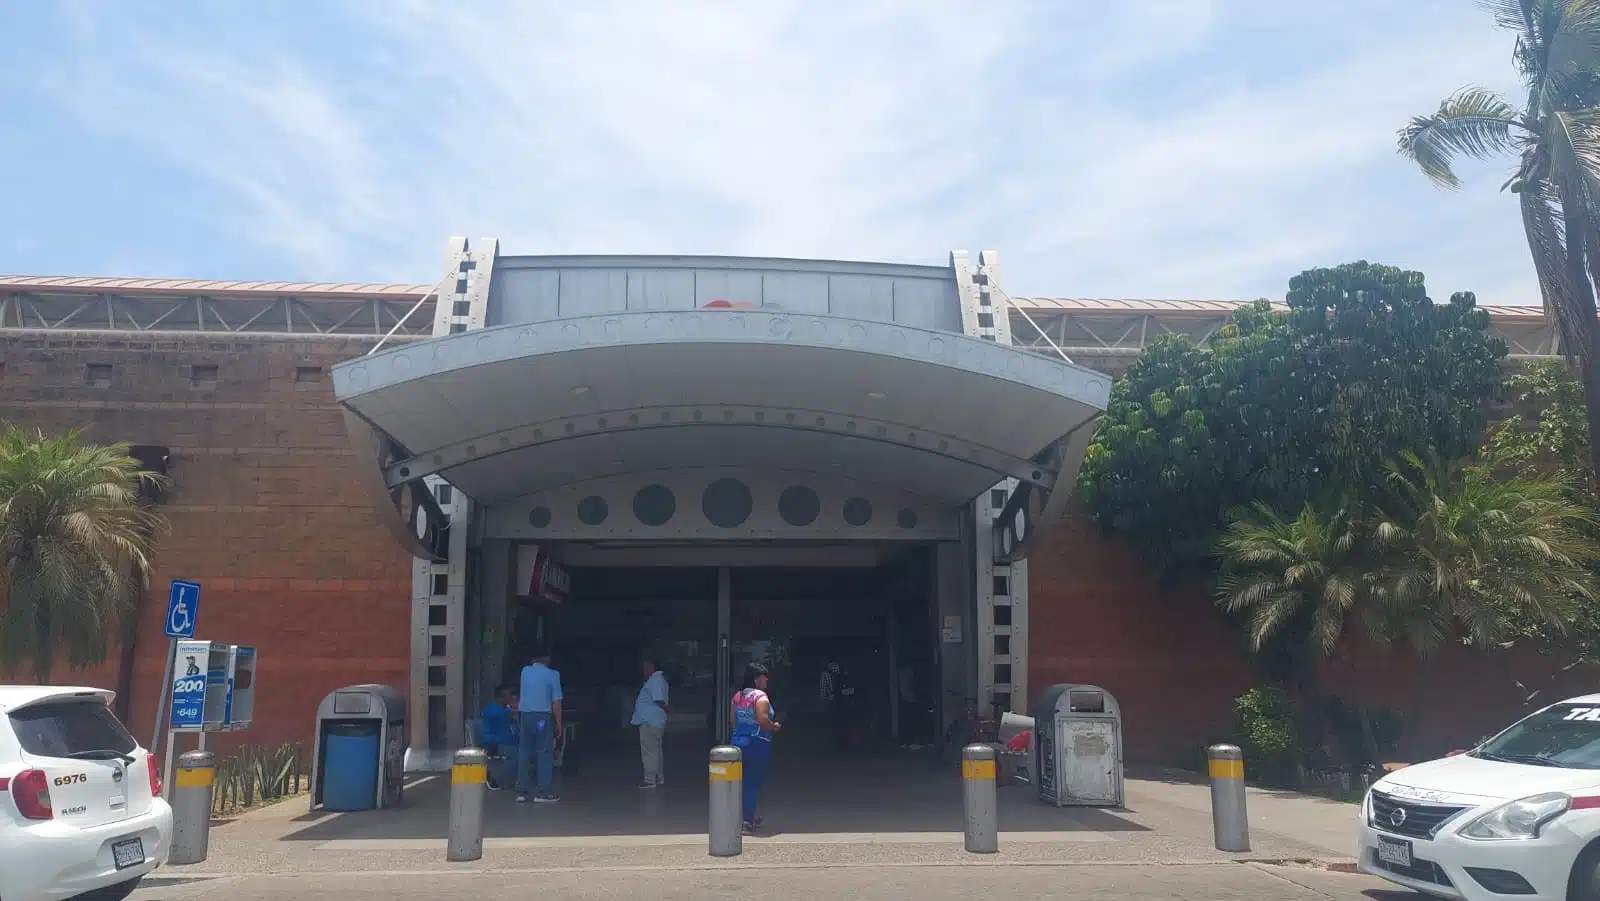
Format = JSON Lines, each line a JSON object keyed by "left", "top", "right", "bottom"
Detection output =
{"left": 516, "top": 645, "right": 564, "bottom": 803}
{"left": 630, "top": 656, "right": 670, "bottom": 788}
{"left": 479, "top": 684, "right": 519, "bottom": 791}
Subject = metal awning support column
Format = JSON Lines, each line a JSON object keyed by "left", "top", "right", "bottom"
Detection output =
{"left": 402, "top": 237, "right": 499, "bottom": 774}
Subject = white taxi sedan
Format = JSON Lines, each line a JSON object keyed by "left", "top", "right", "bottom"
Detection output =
{"left": 1360, "top": 693, "right": 1600, "bottom": 900}
{"left": 0, "top": 686, "right": 173, "bottom": 901}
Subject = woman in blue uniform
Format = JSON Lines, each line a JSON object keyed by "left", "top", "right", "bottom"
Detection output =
{"left": 729, "top": 662, "right": 782, "bottom": 833}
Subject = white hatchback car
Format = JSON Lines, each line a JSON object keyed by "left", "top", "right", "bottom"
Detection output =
{"left": 0, "top": 686, "right": 173, "bottom": 901}
{"left": 1360, "top": 693, "right": 1600, "bottom": 900}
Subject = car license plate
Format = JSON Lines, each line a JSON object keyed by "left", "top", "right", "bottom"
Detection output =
{"left": 1377, "top": 836, "right": 1412, "bottom": 869}
{"left": 111, "top": 838, "right": 144, "bottom": 870}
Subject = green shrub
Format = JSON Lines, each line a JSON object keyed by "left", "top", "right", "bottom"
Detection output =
{"left": 1233, "top": 687, "right": 1301, "bottom": 782}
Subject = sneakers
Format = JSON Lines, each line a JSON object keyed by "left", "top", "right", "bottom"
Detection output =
{"left": 534, "top": 793, "right": 560, "bottom": 803}
{"left": 487, "top": 781, "right": 503, "bottom": 792}
{"left": 515, "top": 794, "right": 529, "bottom": 804}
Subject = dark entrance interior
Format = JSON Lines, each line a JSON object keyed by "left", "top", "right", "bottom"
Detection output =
{"left": 502, "top": 548, "right": 938, "bottom": 762}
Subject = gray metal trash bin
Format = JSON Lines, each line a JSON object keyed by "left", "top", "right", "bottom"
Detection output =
{"left": 1033, "top": 684, "right": 1124, "bottom": 807}
{"left": 310, "top": 684, "right": 407, "bottom": 811}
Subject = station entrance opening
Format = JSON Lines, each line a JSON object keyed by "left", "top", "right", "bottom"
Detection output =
{"left": 504, "top": 549, "right": 939, "bottom": 763}
{"left": 330, "top": 244, "right": 1111, "bottom": 775}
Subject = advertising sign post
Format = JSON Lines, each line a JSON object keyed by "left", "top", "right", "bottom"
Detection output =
{"left": 151, "top": 580, "right": 201, "bottom": 798}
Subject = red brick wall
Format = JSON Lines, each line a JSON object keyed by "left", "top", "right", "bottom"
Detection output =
{"left": 1027, "top": 514, "right": 1257, "bottom": 763}
{"left": 1027, "top": 514, "right": 1600, "bottom": 764}
{"left": 0, "top": 332, "right": 413, "bottom": 751}
{"left": 0, "top": 329, "right": 1579, "bottom": 768}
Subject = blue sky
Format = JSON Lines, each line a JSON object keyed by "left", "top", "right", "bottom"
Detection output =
{"left": 0, "top": 1, "right": 1540, "bottom": 304}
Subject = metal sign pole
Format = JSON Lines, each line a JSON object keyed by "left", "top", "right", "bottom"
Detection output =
{"left": 158, "top": 579, "right": 203, "bottom": 799}
{"left": 162, "top": 729, "right": 178, "bottom": 801}
{"left": 150, "top": 639, "right": 175, "bottom": 753}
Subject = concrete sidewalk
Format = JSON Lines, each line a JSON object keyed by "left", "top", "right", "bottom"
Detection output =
{"left": 132, "top": 862, "right": 1401, "bottom": 901}
{"left": 154, "top": 752, "right": 1361, "bottom": 879}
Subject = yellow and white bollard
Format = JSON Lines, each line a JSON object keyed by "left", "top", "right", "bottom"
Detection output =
{"left": 1207, "top": 744, "right": 1250, "bottom": 852}
{"left": 447, "top": 748, "right": 488, "bottom": 862}
{"left": 168, "top": 750, "right": 215, "bottom": 865}
{"left": 961, "top": 743, "right": 999, "bottom": 854}
{"left": 708, "top": 745, "right": 743, "bottom": 858}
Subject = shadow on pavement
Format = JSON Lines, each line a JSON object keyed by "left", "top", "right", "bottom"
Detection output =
{"left": 280, "top": 744, "right": 1148, "bottom": 841}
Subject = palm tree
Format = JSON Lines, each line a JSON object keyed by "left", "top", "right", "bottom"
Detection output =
{"left": 1398, "top": 0, "right": 1600, "bottom": 480}
{"left": 0, "top": 426, "right": 167, "bottom": 683}
{"left": 1216, "top": 500, "right": 1385, "bottom": 762}
{"left": 1216, "top": 502, "right": 1375, "bottom": 657}
{"left": 1371, "top": 451, "right": 1600, "bottom": 654}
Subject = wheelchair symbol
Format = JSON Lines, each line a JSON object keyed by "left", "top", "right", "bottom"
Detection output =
{"left": 168, "top": 598, "right": 192, "bottom": 635}
{"left": 166, "top": 582, "right": 198, "bottom": 637}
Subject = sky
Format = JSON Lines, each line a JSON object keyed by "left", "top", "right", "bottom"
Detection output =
{"left": 0, "top": 1, "right": 1543, "bottom": 305}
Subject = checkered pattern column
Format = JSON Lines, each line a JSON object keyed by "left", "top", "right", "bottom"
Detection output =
{"left": 951, "top": 250, "right": 1028, "bottom": 717}
{"left": 406, "top": 237, "right": 498, "bottom": 773}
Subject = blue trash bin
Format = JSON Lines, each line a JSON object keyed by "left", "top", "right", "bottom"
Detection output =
{"left": 321, "top": 721, "right": 381, "bottom": 811}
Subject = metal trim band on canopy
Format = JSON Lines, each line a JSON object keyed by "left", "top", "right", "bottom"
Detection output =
{"left": 333, "top": 308, "right": 1112, "bottom": 406}
{"left": 378, "top": 403, "right": 1061, "bottom": 492}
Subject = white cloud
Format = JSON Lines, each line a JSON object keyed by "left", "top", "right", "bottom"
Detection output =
{"left": 39, "top": 0, "right": 1540, "bottom": 304}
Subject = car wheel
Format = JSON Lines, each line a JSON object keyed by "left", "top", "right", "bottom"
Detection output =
{"left": 73, "top": 876, "right": 143, "bottom": 901}
{"left": 1572, "top": 844, "right": 1600, "bottom": 901}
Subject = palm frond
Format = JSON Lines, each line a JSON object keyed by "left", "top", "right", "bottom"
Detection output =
{"left": 1530, "top": 0, "right": 1600, "bottom": 105}
{"left": 1398, "top": 87, "right": 1525, "bottom": 188}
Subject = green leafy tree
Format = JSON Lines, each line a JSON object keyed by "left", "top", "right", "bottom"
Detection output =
{"left": 1486, "top": 359, "right": 1591, "bottom": 486}
{"left": 0, "top": 426, "right": 167, "bottom": 683}
{"left": 1398, "top": 0, "right": 1600, "bottom": 480}
{"left": 1079, "top": 262, "right": 1506, "bottom": 578}
{"left": 1482, "top": 360, "right": 1600, "bottom": 695}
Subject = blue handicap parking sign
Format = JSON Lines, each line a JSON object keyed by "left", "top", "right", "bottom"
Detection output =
{"left": 166, "top": 580, "right": 200, "bottom": 639}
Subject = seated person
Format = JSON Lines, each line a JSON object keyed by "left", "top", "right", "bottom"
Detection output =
{"left": 480, "top": 684, "right": 519, "bottom": 790}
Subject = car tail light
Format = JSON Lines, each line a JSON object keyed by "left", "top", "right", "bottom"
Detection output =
{"left": 12, "top": 769, "right": 52, "bottom": 820}
{"left": 147, "top": 754, "right": 161, "bottom": 797}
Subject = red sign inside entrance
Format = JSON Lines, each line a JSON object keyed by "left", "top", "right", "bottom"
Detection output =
{"left": 529, "top": 551, "right": 571, "bottom": 603}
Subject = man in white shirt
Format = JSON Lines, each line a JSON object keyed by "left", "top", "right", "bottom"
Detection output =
{"left": 631, "top": 656, "right": 670, "bottom": 788}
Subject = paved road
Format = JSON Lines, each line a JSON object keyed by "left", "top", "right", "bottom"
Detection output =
{"left": 132, "top": 863, "right": 1405, "bottom": 901}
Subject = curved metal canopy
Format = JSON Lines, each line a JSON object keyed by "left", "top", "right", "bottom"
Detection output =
{"left": 333, "top": 309, "right": 1110, "bottom": 511}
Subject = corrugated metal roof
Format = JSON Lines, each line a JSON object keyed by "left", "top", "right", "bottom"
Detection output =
{"left": 0, "top": 275, "right": 433, "bottom": 299}
{"left": 1010, "top": 297, "right": 1548, "bottom": 320}
{"left": 0, "top": 276, "right": 1550, "bottom": 322}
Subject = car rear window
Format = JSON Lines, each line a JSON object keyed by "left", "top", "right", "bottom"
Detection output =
{"left": 8, "top": 700, "right": 136, "bottom": 759}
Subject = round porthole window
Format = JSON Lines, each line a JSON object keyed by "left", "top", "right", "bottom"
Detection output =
{"left": 702, "top": 478, "right": 754, "bottom": 528}
{"left": 778, "top": 485, "right": 821, "bottom": 527}
{"left": 897, "top": 508, "right": 918, "bottom": 529}
{"left": 843, "top": 497, "right": 873, "bottom": 527}
{"left": 528, "top": 506, "right": 553, "bottom": 528}
{"left": 633, "top": 484, "right": 676, "bottom": 526}
{"left": 577, "top": 495, "right": 609, "bottom": 526}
